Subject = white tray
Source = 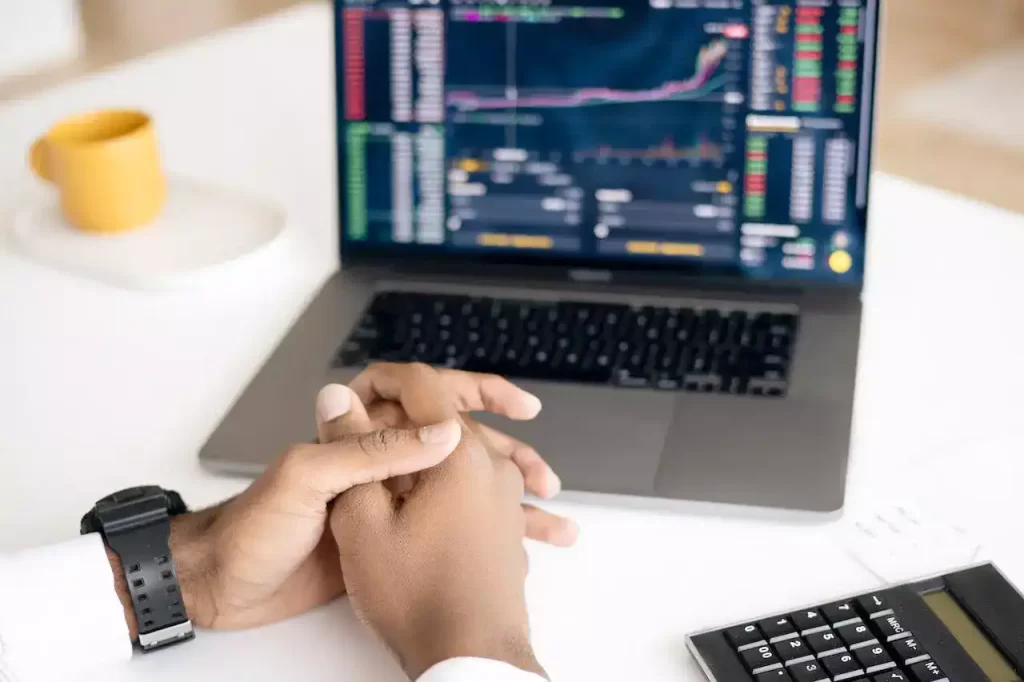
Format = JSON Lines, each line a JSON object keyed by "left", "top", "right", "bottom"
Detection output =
{"left": 5, "top": 176, "right": 287, "bottom": 290}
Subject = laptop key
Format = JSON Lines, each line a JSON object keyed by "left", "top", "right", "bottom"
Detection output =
{"left": 337, "top": 293, "right": 798, "bottom": 395}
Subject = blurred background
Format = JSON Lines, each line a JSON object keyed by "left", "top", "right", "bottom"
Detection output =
{"left": 2, "top": 0, "right": 1022, "bottom": 214}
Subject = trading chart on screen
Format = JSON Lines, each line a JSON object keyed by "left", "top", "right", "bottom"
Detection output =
{"left": 338, "top": 0, "right": 878, "bottom": 284}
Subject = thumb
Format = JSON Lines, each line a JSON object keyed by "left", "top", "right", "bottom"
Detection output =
{"left": 269, "top": 419, "right": 462, "bottom": 516}
{"left": 327, "top": 419, "right": 460, "bottom": 547}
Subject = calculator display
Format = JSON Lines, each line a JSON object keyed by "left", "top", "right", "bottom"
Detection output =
{"left": 923, "top": 591, "right": 1022, "bottom": 682}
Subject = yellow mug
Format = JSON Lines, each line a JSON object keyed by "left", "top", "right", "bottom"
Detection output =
{"left": 29, "top": 109, "right": 166, "bottom": 233}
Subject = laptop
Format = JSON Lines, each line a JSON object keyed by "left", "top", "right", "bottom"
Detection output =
{"left": 201, "top": 0, "right": 882, "bottom": 513}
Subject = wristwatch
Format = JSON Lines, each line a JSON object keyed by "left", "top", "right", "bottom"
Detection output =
{"left": 80, "top": 486, "right": 195, "bottom": 651}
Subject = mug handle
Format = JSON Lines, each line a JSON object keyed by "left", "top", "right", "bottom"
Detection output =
{"left": 29, "top": 138, "right": 53, "bottom": 183}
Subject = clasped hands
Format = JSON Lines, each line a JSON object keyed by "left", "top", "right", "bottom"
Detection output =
{"left": 130, "top": 363, "right": 576, "bottom": 678}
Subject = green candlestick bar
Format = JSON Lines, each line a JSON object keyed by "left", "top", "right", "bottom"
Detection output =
{"left": 345, "top": 124, "right": 368, "bottom": 241}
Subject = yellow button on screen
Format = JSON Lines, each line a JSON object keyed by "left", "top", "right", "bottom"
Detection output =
{"left": 626, "top": 241, "right": 659, "bottom": 254}
{"left": 829, "top": 250, "right": 853, "bottom": 274}
{"left": 512, "top": 235, "right": 553, "bottom": 249}
{"left": 478, "top": 233, "right": 511, "bottom": 247}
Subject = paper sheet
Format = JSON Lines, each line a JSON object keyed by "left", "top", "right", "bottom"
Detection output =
{"left": 839, "top": 435, "right": 1019, "bottom": 584}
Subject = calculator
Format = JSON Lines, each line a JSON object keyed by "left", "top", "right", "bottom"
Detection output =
{"left": 686, "top": 563, "right": 1024, "bottom": 682}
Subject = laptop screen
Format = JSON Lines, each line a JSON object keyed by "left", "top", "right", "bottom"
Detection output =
{"left": 336, "top": 0, "right": 880, "bottom": 286}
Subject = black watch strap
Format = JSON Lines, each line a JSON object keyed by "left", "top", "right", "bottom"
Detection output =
{"left": 81, "top": 486, "right": 195, "bottom": 651}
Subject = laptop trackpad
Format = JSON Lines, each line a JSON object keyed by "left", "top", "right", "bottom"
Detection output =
{"left": 474, "top": 382, "right": 675, "bottom": 496}
{"left": 654, "top": 394, "right": 849, "bottom": 511}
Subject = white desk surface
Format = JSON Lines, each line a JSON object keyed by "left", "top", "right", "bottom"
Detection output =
{"left": 2, "top": 5, "right": 1024, "bottom": 681}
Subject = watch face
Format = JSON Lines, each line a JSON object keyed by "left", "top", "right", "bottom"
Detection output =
{"left": 81, "top": 486, "right": 188, "bottom": 534}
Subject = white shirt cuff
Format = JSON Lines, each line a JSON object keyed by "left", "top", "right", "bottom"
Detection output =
{"left": 418, "top": 658, "right": 548, "bottom": 682}
{"left": 0, "top": 534, "right": 133, "bottom": 681}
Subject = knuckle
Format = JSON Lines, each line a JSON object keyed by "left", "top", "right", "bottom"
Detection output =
{"left": 356, "top": 428, "right": 403, "bottom": 456}
{"left": 274, "top": 444, "right": 314, "bottom": 486}
{"left": 406, "top": 362, "right": 435, "bottom": 379}
{"left": 278, "top": 444, "right": 309, "bottom": 470}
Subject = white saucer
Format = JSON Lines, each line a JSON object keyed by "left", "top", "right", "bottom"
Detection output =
{"left": 5, "top": 176, "right": 287, "bottom": 290}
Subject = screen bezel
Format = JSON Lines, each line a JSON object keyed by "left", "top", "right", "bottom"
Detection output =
{"left": 333, "top": 0, "right": 881, "bottom": 295}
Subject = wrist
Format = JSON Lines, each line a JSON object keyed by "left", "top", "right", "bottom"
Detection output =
{"left": 105, "top": 513, "right": 217, "bottom": 638}
{"left": 404, "top": 630, "right": 546, "bottom": 680}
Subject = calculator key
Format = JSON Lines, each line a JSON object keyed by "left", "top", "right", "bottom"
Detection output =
{"left": 759, "top": 616, "right": 799, "bottom": 642}
{"left": 873, "top": 613, "right": 912, "bottom": 642}
{"left": 756, "top": 669, "right": 793, "bottom": 682}
{"left": 890, "top": 637, "right": 930, "bottom": 665}
{"left": 857, "top": 593, "right": 894, "bottom": 619}
{"left": 836, "top": 621, "right": 879, "bottom": 649}
{"left": 821, "top": 652, "right": 865, "bottom": 681}
{"left": 822, "top": 600, "right": 861, "bottom": 627}
{"left": 774, "top": 637, "right": 814, "bottom": 663}
{"left": 726, "top": 623, "right": 766, "bottom": 650}
{"left": 805, "top": 629, "right": 846, "bottom": 656}
{"left": 742, "top": 644, "right": 784, "bottom": 674}
{"left": 854, "top": 644, "right": 896, "bottom": 674}
{"left": 873, "top": 673, "right": 908, "bottom": 682}
{"left": 789, "top": 660, "right": 830, "bottom": 682}
{"left": 909, "top": 659, "right": 948, "bottom": 682}
{"left": 790, "top": 608, "right": 829, "bottom": 634}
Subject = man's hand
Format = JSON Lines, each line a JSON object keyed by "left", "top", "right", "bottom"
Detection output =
{"left": 108, "top": 364, "right": 574, "bottom": 634}
{"left": 337, "top": 363, "right": 578, "bottom": 547}
{"left": 109, "top": 413, "right": 462, "bottom": 634}
{"left": 327, "top": 372, "right": 546, "bottom": 679}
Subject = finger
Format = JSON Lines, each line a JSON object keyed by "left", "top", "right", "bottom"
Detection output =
{"left": 471, "top": 421, "right": 562, "bottom": 499}
{"left": 523, "top": 504, "right": 579, "bottom": 547}
{"left": 316, "top": 384, "right": 372, "bottom": 443}
{"left": 435, "top": 369, "right": 542, "bottom": 420}
{"left": 365, "top": 401, "right": 408, "bottom": 429}
{"left": 271, "top": 419, "right": 462, "bottom": 513}
{"left": 328, "top": 419, "right": 459, "bottom": 541}
{"left": 349, "top": 362, "right": 457, "bottom": 427}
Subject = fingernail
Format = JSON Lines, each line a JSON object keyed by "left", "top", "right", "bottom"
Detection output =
{"left": 560, "top": 519, "right": 580, "bottom": 545}
{"left": 546, "top": 470, "right": 562, "bottom": 497}
{"left": 317, "top": 384, "right": 351, "bottom": 423}
{"left": 522, "top": 392, "right": 543, "bottom": 416}
{"left": 418, "top": 419, "right": 460, "bottom": 445}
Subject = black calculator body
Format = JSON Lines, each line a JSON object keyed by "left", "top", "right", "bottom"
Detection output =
{"left": 687, "top": 563, "right": 1024, "bottom": 682}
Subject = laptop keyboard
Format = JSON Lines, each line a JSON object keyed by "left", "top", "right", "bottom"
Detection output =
{"left": 334, "top": 292, "right": 799, "bottom": 397}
